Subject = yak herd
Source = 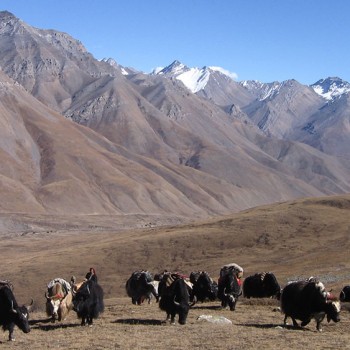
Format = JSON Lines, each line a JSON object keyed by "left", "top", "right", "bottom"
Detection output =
{"left": 125, "top": 264, "right": 347, "bottom": 332}
{"left": 1, "top": 263, "right": 350, "bottom": 341}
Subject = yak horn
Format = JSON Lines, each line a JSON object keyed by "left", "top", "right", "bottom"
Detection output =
{"left": 173, "top": 297, "right": 180, "bottom": 306}
{"left": 10, "top": 300, "right": 17, "bottom": 314}
{"left": 27, "top": 299, "right": 34, "bottom": 312}
{"left": 189, "top": 296, "right": 197, "bottom": 307}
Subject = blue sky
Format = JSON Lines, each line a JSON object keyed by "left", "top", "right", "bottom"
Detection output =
{"left": 1, "top": 0, "right": 349, "bottom": 84}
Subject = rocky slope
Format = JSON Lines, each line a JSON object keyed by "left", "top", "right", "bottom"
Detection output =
{"left": 1, "top": 11, "right": 350, "bottom": 224}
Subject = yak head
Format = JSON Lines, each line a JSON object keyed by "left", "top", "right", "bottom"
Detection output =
{"left": 224, "top": 293, "right": 237, "bottom": 311}
{"left": 45, "top": 292, "right": 62, "bottom": 320}
{"left": 11, "top": 299, "right": 33, "bottom": 334}
{"left": 326, "top": 300, "right": 341, "bottom": 323}
{"left": 219, "top": 273, "right": 241, "bottom": 311}
{"left": 173, "top": 296, "right": 196, "bottom": 325}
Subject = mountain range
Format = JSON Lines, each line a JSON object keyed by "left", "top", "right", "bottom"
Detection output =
{"left": 0, "top": 10, "right": 349, "bottom": 229}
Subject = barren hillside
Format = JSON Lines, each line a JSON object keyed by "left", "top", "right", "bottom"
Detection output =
{"left": 2, "top": 195, "right": 350, "bottom": 307}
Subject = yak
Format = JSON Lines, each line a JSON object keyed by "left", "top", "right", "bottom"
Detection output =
{"left": 72, "top": 279, "right": 104, "bottom": 326}
{"left": 45, "top": 278, "right": 73, "bottom": 322}
{"left": 0, "top": 282, "right": 32, "bottom": 341}
{"left": 281, "top": 279, "right": 340, "bottom": 331}
{"left": 125, "top": 271, "right": 159, "bottom": 305}
{"left": 191, "top": 271, "right": 218, "bottom": 302}
{"left": 158, "top": 273, "right": 195, "bottom": 325}
{"left": 243, "top": 272, "right": 281, "bottom": 299}
{"left": 217, "top": 272, "right": 242, "bottom": 311}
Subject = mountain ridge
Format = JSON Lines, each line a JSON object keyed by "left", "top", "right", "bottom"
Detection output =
{"left": 1, "top": 11, "right": 350, "bottom": 226}
{"left": 153, "top": 59, "right": 350, "bottom": 157}
{"left": 153, "top": 59, "right": 350, "bottom": 102}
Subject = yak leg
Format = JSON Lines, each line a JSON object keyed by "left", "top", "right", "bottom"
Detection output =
{"left": 151, "top": 286, "right": 159, "bottom": 303}
{"left": 291, "top": 317, "right": 299, "bottom": 328}
{"left": 284, "top": 315, "right": 299, "bottom": 327}
{"left": 151, "top": 289, "right": 159, "bottom": 303}
{"left": 170, "top": 313, "right": 176, "bottom": 325}
{"left": 316, "top": 321, "right": 323, "bottom": 332}
{"left": 315, "top": 314, "right": 326, "bottom": 332}
{"left": 7, "top": 323, "right": 15, "bottom": 341}
{"left": 283, "top": 314, "right": 288, "bottom": 325}
{"left": 81, "top": 317, "right": 86, "bottom": 326}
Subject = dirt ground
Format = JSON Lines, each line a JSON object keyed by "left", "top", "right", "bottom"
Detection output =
{"left": 1, "top": 298, "right": 350, "bottom": 350}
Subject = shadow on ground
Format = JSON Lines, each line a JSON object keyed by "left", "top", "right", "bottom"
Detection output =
{"left": 114, "top": 318, "right": 163, "bottom": 326}
{"left": 238, "top": 322, "right": 307, "bottom": 331}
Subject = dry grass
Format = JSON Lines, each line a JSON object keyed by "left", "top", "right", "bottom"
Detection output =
{"left": 1, "top": 194, "right": 350, "bottom": 348}
{"left": 2, "top": 298, "right": 350, "bottom": 349}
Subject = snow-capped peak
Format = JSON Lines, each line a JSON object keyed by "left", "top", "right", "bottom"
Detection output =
{"left": 311, "top": 77, "right": 350, "bottom": 101}
{"left": 152, "top": 60, "right": 237, "bottom": 93}
{"left": 156, "top": 60, "right": 189, "bottom": 76}
{"left": 176, "top": 67, "right": 210, "bottom": 93}
{"left": 240, "top": 80, "right": 265, "bottom": 90}
{"left": 101, "top": 57, "right": 132, "bottom": 75}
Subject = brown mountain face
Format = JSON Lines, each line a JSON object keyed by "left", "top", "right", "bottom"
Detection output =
{"left": 241, "top": 80, "right": 325, "bottom": 138}
{"left": 292, "top": 94, "right": 350, "bottom": 157}
{"left": 213, "top": 78, "right": 350, "bottom": 158}
{"left": 1, "top": 11, "right": 350, "bottom": 229}
{"left": 1, "top": 69, "right": 233, "bottom": 221}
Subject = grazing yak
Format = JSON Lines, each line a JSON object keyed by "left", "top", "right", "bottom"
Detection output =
{"left": 243, "top": 272, "right": 281, "bottom": 299}
{"left": 281, "top": 279, "right": 341, "bottom": 331}
{"left": 158, "top": 273, "right": 195, "bottom": 325}
{"left": 45, "top": 278, "right": 73, "bottom": 322}
{"left": 217, "top": 264, "right": 243, "bottom": 311}
{"left": 0, "top": 281, "right": 33, "bottom": 341}
{"left": 217, "top": 272, "right": 242, "bottom": 311}
{"left": 340, "top": 285, "right": 350, "bottom": 302}
{"left": 125, "top": 270, "right": 159, "bottom": 305}
{"left": 72, "top": 279, "right": 104, "bottom": 326}
{"left": 191, "top": 271, "right": 218, "bottom": 302}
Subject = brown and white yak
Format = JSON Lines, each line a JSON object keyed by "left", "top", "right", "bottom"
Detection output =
{"left": 45, "top": 278, "right": 73, "bottom": 322}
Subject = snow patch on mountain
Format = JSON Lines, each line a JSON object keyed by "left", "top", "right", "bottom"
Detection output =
{"left": 259, "top": 82, "right": 284, "bottom": 101}
{"left": 101, "top": 57, "right": 138, "bottom": 75}
{"left": 176, "top": 67, "right": 210, "bottom": 93}
{"left": 241, "top": 80, "right": 283, "bottom": 101}
{"left": 153, "top": 60, "right": 238, "bottom": 93}
{"left": 241, "top": 80, "right": 265, "bottom": 90}
{"left": 152, "top": 67, "right": 164, "bottom": 75}
{"left": 311, "top": 77, "right": 350, "bottom": 101}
